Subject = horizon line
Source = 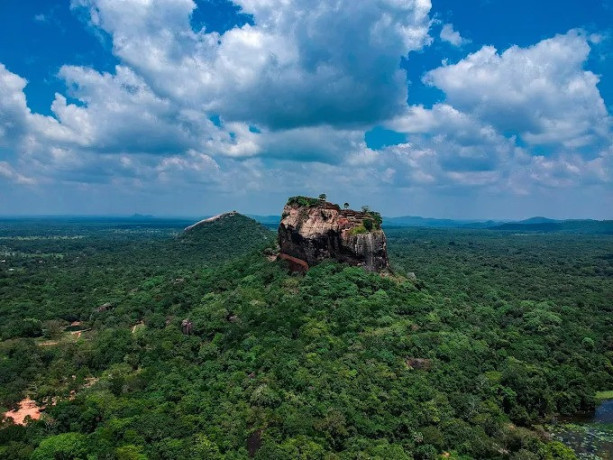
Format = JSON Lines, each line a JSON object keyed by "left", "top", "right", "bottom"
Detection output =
{"left": 0, "top": 214, "right": 611, "bottom": 223}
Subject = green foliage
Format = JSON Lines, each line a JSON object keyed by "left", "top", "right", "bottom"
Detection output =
{"left": 351, "top": 215, "right": 382, "bottom": 233}
{"left": 31, "top": 433, "right": 88, "bottom": 460}
{"left": 369, "top": 211, "right": 383, "bottom": 229}
{"left": 116, "top": 444, "right": 148, "bottom": 460}
{"left": 0, "top": 220, "right": 611, "bottom": 458}
{"left": 286, "top": 196, "right": 321, "bottom": 207}
{"left": 595, "top": 390, "right": 613, "bottom": 401}
{"left": 179, "top": 213, "right": 273, "bottom": 259}
{"left": 349, "top": 224, "right": 368, "bottom": 235}
{"left": 360, "top": 211, "right": 382, "bottom": 231}
{"left": 548, "top": 423, "right": 612, "bottom": 459}
{"left": 544, "top": 441, "right": 577, "bottom": 459}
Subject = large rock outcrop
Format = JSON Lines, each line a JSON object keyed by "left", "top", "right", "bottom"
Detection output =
{"left": 278, "top": 197, "right": 389, "bottom": 272}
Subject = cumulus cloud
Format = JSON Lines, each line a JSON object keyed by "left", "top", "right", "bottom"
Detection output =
{"left": 0, "top": 0, "right": 436, "bottom": 192}
{"left": 356, "top": 30, "right": 612, "bottom": 198}
{"left": 1, "top": 0, "right": 612, "bottom": 218}
{"left": 371, "top": 33, "right": 613, "bottom": 198}
{"left": 439, "top": 23, "right": 469, "bottom": 46}
{"left": 0, "top": 161, "right": 36, "bottom": 185}
{"left": 0, "top": 61, "right": 373, "bottom": 196}
{"left": 424, "top": 30, "right": 612, "bottom": 151}
{"left": 0, "top": 63, "right": 95, "bottom": 151}
{"left": 54, "top": 64, "right": 224, "bottom": 154}
{"left": 71, "top": 0, "right": 432, "bottom": 129}
{"left": 0, "top": 64, "right": 32, "bottom": 145}
{"left": 381, "top": 103, "right": 516, "bottom": 184}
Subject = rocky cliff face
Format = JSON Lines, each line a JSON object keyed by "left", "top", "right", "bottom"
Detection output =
{"left": 278, "top": 197, "right": 389, "bottom": 272}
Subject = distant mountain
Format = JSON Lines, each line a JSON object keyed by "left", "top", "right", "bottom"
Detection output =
{"left": 491, "top": 220, "right": 613, "bottom": 234}
{"left": 382, "top": 216, "right": 503, "bottom": 229}
{"left": 251, "top": 214, "right": 494, "bottom": 230}
{"left": 248, "top": 214, "right": 281, "bottom": 228}
{"left": 516, "top": 216, "right": 559, "bottom": 225}
{"left": 129, "top": 213, "right": 156, "bottom": 220}
{"left": 220, "top": 213, "right": 613, "bottom": 234}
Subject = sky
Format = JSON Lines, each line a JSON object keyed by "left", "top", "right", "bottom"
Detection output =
{"left": 0, "top": 0, "right": 612, "bottom": 219}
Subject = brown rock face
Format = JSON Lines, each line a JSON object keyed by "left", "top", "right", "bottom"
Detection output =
{"left": 278, "top": 198, "right": 389, "bottom": 272}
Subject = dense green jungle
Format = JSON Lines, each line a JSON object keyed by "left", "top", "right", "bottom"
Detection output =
{"left": 0, "top": 216, "right": 612, "bottom": 459}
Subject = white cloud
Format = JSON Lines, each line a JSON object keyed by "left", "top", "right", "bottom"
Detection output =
{"left": 440, "top": 23, "right": 469, "bottom": 46}
{"left": 381, "top": 31, "right": 613, "bottom": 192}
{"left": 53, "top": 64, "right": 222, "bottom": 154}
{"left": 0, "top": 64, "right": 31, "bottom": 145}
{"left": 257, "top": 126, "right": 367, "bottom": 163}
{"left": 383, "top": 103, "right": 516, "bottom": 183}
{"left": 424, "top": 30, "right": 612, "bottom": 151}
{"left": 0, "top": 0, "right": 436, "bottom": 190}
{"left": 0, "top": 161, "right": 36, "bottom": 185}
{"left": 71, "top": 0, "right": 432, "bottom": 129}
{"left": 1, "top": 1, "right": 612, "bottom": 219}
{"left": 0, "top": 62, "right": 378, "bottom": 195}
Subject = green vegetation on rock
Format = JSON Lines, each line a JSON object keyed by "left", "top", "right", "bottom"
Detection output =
{"left": 349, "top": 224, "right": 368, "bottom": 235}
{"left": 595, "top": 391, "right": 613, "bottom": 401}
{"left": 286, "top": 196, "right": 323, "bottom": 207}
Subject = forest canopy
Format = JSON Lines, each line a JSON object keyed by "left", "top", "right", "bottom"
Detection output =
{"left": 0, "top": 217, "right": 611, "bottom": 459}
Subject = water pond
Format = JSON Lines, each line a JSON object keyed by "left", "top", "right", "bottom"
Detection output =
{"left": 550, "top": 399, "right": 613, "bottom": 459}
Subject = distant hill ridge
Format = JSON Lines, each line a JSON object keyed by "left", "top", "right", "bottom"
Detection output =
{"left": 180, "top": 212, "right": 274, "bottom": 259}
{"left": 250, "top": 214, "right": 611, "bottom": 234}
{"left": 382, "top": 216, "right": 501, "bottom": 229}
{"left": 491, "top": 219, "right": 613, "bottom": 234}
{"left": 516, "top": 216, "right": 559, "bottom": 225}
{"left": 184, "top": 211, "right": 240, "bottom": 232}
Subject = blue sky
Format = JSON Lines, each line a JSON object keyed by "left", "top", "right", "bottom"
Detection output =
{"left": 0, "top": 0, "right": 611, "bottom": 219}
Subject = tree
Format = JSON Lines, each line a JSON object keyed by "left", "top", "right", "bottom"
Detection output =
{"left": 43, "top": 320, "right": 65, "bottom": 339}
{"left": 13, "top": 318, "right": 43, "bottom": 338}
{"left": 319, "top": 194, "right": 327, "bottom": 202}
{"left": 343, "top": 203, "right": 349, "bottom": 210}
{"left": 116, "top": 445, "right": 148, "bottom": 460}
{"left": 31, "top": 433, "right": 88, "bottom": 460}
{"left": 361, "top": 205, "right": 370, "bottom": 213}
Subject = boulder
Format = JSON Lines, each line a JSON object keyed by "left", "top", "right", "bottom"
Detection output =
{"left": 278, "top": 197, "right": 389, "bottom": 272}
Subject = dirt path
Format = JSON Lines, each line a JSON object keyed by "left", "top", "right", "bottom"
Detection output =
{"left": 3, "top": 397, "right": 43, "bottom": 425}
{"left": 70, "top": 328, "right": 91, "bottom": 338}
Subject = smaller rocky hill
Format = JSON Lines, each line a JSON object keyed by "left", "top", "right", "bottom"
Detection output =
{"left": 184, "top": 211, "right": 240, "bottom": 232}
{"left": 181, "top": 212, "right": 274, "bottom": 260}
{"left": 278, "top": 197, "right": 389, "bottom": 272}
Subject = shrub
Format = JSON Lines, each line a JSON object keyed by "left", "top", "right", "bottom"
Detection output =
{"left": 286, "top": 196, "right": 321, "bottom": 207}
{"left": 349, "top": 225, "right": 368, "bottom": 235}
